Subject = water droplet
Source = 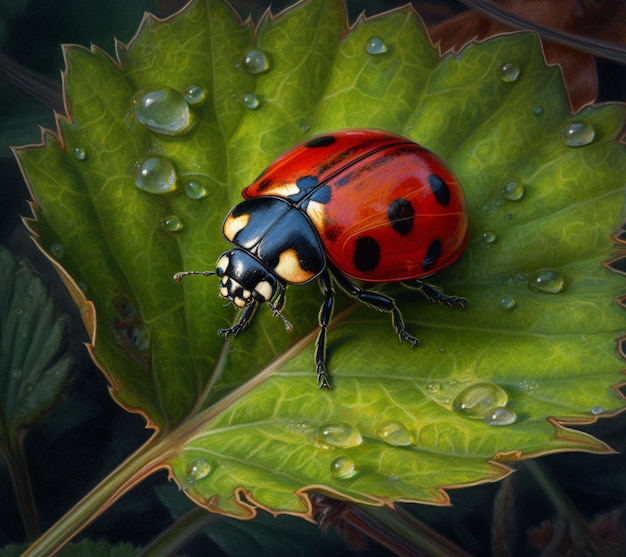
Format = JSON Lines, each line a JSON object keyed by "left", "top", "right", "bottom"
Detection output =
{"left": 481, "top": 230, "right": 497, "bottom": 244}
{"left": 591, "top": 405, "right": 605, "bottom": 415}
{"left": 186, "top": 458, "right": 211, "bottom": 483}
{"left": 294, "top": 116, "right": 311, "bottom": 133}
{"left": 25, "top": 382, "right": 35, "bottom": 393}
{"left": 50, "top": 243, "right": 64, "bottom": 258}
{"left": 184, "top": 179, "right": 208, "bottom": 200}
{"left": 365, "top": 36, "right": 388, "bottom": 55}
{"left": 133, "top": 155, "right": 177, "bottom": 194}
{"left": 241, "top": 48, "right": 270, "bottom": 74}
{"left": 527, "top": 268, "right": 565, "bottom": 294}
{"left": 533, "top": 106, "right": 544, "bottom": 116}
{"left": 452, "top": 383, "right": 509, "bottom": 419}
{"left": 132, "top": 87, "right": 194, "bottom": 136}
{"left": 498, "top": 295, "right": 517, "bottom": 310}
{"left": 427, "top": 382, "right": 441, "bottom": 394}
{"left": 484, "top": 406, "right": 517, "bottom": 426}
{"left": 498, "top": 62, "right": 520, "bottom": 82}
{"left": 560, "top": 120, "right": 595, "bottom": 147}
{"left": 376, "top": 420, "right": 413, "bottom": 446}
{"left": 73, "top": 147, "right": 87, "bottom": 160}
{"left": 242, "top": 92, "right": 260, "bottom": 110}
{"left": 501, "top": 181, "right": 524, "bottom": 201}
{"left": 161, "top": 215, "right": 184, "bottom": 233}
{"left": 330, "top": 456, "right": 357, "bottom": 479}
{"left": 184, "top": 84, "right": 206, "bottom": 106}
{"left": 316, "top": 423, "right": 362, "bottom": 449}
{"left": 14, "top": 306, "right": 23, "bottom": 316}
{"left": 11, "top": 369, "right": 22, "bottom": 380}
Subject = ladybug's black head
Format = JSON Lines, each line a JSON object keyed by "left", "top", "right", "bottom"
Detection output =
{"left": 215, "top": 249, "right": 279, "bottom": 308}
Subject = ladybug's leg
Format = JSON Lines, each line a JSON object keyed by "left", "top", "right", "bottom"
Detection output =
{"left": 407, "top": 280, "right": 468, "bottom": 308}
{"left": 330, "top": 269, "right": 421, "bottom": 348}
{"left": 315, "top": 271, "right": 334, "bottom": 389}
{"left": 218, "top": 302, "right": 258, "bottom": 338}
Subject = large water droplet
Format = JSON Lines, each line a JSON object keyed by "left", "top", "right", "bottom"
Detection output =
{"left": 241, "top": 48, "right": 270, "bottom": 74}
{"left": 527, "top": 268, "right": 565, "bottom": 294}
{"left": 186, "top": 458, "right": 211, "bottom": 483}
{"left": 161, "top": 215, "right": 184, "bottom": 233}
{"left": 501, "top": 181, "right": 524, "bottom": 201}
{"left": 316, "top": 423, "right": 362, "bottom": 449}
{"left": 498, "top": 62, "right": 520, "bottom": 82}
{"left": 133, "top": 155, "right": 177, "bottom": 194}
{"left": 50, "top": 243, "right": 64, "bottom": 259}
{"left": 484, "top": 406, "right": 517, "bottom": 426}
{"left": 242, "top": 92, "right": 260, "bottom": 110}
{"left": 365, "top": 36, "right": 388, "bottom": 55}
{"left": 498, "top": 295, "right": 517, "bottom": 310}
{"left": 73, "top": 147, "right": 87, "bottom": 161}
{"left": 452, "top": 383, "right": 509, "bottom": 419}
{"left": 481, "top": 230, "right": 497, "bottom": 245}
{"left": 132, "top": 87, "right": 194, "bottom": 136}
{"left": 183, "top": 84, "right": 207, "bottom": 106}
{"left": 330, "top": 456, "right": 357, "bottom": 479}
{"left": 560, "top": 121, "right": 595, "bottom": 147}
{"left": 376, "top": 420, "right": 413, "bottom": 446}
{"left": 184, "top": 179, "right": 208, "bottom": 200}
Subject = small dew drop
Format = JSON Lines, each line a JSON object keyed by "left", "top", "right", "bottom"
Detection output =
{"left": 452, "top": 383, "right": 509, "bottom": 419}
{"left": 527, "top": 268, "right": 565, "bottom": 294}
{"left": 73, "top": 147, "right": 87, "bottom": 161}
{"left": 501, "top": 181, "right": 524, "bottom": 201}
{"left": 184, "top": 179, "right": 208, "bottom": 200}
{"left": 132, "top": 87, "right": 194, "bottom": 136}
{"left": 11, "top": 369, "right": 22, "bottom": 380}
{"left": 591, "top": 405, "right": 605, "bottom": 415}
{"left": 533, "top": 106, "right": 544, "bottom": 116}
{"left": 186, "top": 458, "right": 211, "bottom": 483}
{"left": 183, "top": 84, "right": 207, "bottom": 106}
{"left": 133, "top": 155, "right": 177, "bottom": 194}
{"left": 50, "top": 243, "right": 64, "bottom": 259}
{"left": 365, "top": 36, "right": 388, "bottom": 55}
{"left": 498, "top": 62, "right": 520, "bottom": 82}
{"left": 560, "top": 120, "right": 595, "bottom": 147}
{"left": 316, "top": 423, "right": 363, "bottom": 449}
{"left": 161, "top": 215, "right": 184, "bottom": 233}
{"left": 241, "top": 48, "right": 270, "bottom": 74}
{"left": 485, "top": 407, "right": 517, "bottom": 426}
{"left": 242, "top": 92, "right": 260, "bottom": 110}
{"left": 427, "top": 382, "right": 441, "bottom": 394}
{"left": 499, "top": 295, "right": 517, "bottom": 310}
{"left": 481, "top": 230, "right": 497, "bottom": 244}
{"left": 330, "top": 456, "right": 357, "bottom": 479}
{"left": 376, "top": 420, "right": 413, "bottom": 446}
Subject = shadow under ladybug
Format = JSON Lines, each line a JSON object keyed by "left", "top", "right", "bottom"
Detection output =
{"left": 174, "top": 130, "right": 469, "bottom": 389}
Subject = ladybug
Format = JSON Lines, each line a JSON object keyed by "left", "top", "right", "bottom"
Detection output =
{"left": 174, "top": 129, "right": 468, "bottom": 388}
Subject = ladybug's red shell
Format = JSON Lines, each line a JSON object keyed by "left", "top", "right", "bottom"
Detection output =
{"left": 243, "top": 129, "right": 468, "bottom": 282}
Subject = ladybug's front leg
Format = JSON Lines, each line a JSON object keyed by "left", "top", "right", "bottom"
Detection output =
{"left": 330, "top": 269, "right": 421, "bottom": 348}
{"left": 218, "top": 302, "right": 258, "bottom": 338}
{"left": 315, "top": 271, "right": 334, "bottom": 389}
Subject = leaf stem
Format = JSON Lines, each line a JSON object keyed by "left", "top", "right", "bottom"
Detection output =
{"left": 21, "top": 433, "right": 172, "bottom": 556}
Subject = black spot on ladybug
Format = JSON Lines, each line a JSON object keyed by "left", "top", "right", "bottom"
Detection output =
{"left": 422, "top": 238, "right": 442, "bottom": 271}
{"left": 311, "top": 184, "right": 332, "bottom": 204}
{"left": 428, "top": 174, "right": 451, "bottom": 206}
{"left": 255, "top": 176, "right": 273, "bottom": 193}
{"left": 305, "top": 135, "right": 336, "bottom": 148}
{"left": 353, "top": 236, "right": 380, "bottom": 272}
{"left": 296, "top": 175, "right": 319, "bottom": 193}
{"left": 322, "top": 219, "right": 344, "bottom": 243}
{"left": 387, "top": 198, "right": 415, "bottom": 236}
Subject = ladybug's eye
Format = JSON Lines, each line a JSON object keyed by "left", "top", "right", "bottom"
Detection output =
{"left": 216, "top": 254, "right": 230, "bottom": 276}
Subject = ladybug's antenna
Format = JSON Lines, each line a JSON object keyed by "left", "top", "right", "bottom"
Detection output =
{"left": 173, "top": 270, "right": 216, "bottom": 282}
{"left": 267, "top": 301, "right": 294, "bottom": 333}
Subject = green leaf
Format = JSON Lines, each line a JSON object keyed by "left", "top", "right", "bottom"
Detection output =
{"left": 0, "top": 246, "right": 73, "bottom": 435}
{"left": 13, "top": 0, "right": 626, "bottom": 521}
